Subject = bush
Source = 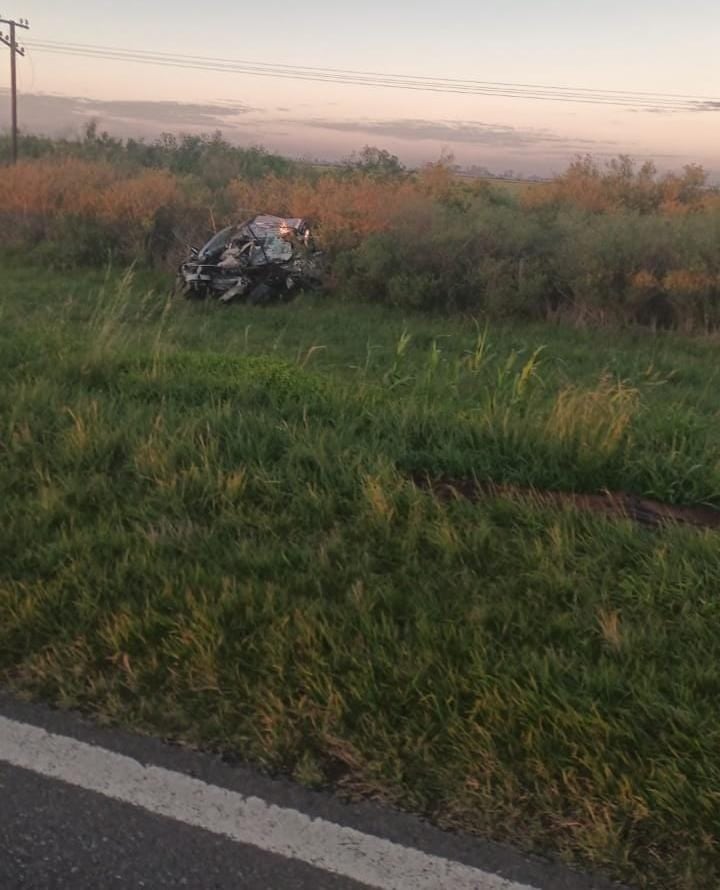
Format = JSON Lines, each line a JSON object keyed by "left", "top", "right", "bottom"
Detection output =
{"left": 337, "top": 196, "right": 720, "bottom": 327}
{"left": 2, "top": 146, "right": 719, "bottom": 330}
{"left": 524, "top": 154, "right": 711, "bottom": 215}
{"left": 0, "top": 159, "right": 210, "bottom": 268}
{"left": 0, "top": 127, "right": 298, "bottom": 186}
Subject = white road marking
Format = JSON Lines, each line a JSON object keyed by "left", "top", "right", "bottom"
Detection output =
{"left": 0, "top": 715, "right": 539, "bottom": 890}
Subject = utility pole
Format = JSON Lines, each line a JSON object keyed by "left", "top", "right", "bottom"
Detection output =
{"left": 0, "top": 13, "right": 29, "bottom": 163}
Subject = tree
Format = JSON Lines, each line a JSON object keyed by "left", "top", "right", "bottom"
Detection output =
{"left": 345, "top": 145, "right": 406, "bottom": 179}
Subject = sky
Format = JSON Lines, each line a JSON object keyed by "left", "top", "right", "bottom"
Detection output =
{"left": 2, "top": 0, "right": 719, "bottom": 176}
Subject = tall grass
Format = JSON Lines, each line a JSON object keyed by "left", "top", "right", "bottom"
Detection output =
{"left": 4, "top": 263, "right": 720, "bottom": 887}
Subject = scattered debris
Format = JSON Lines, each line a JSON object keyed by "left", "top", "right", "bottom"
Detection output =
{"left": 177, "top": 215, "right": 325, "bottom": 304}
{"left": 411, "top": 474, "right": 720, "bottom": 531}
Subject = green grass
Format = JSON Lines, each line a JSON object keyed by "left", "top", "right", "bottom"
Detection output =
{"left": 2, "top": 258, "right": 720, "bottom": 889}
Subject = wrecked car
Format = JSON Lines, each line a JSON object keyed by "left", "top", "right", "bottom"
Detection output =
{"left": 176, "top": 215, "right": 324, "bottom": 304}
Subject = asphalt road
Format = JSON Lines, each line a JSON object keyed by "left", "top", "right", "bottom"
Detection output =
{"left": 1, "top": 762, "right": 365, "bottom": 890}
{"left": 0, "top": 695, "right": 625, "bottom": 890}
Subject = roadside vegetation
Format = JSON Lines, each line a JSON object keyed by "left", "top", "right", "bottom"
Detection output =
{"left": 1, "top": 129, "right": 719, "bottom": 329}
{"left": 2, "top": 133, "right": 720, "bottom": 888}
{"left": 2, "top": 257, "right": 720, "bottom": 889}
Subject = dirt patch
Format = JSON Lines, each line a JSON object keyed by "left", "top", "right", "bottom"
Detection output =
{"left": 411, "top": 474, "right": 720, "bottom": 531}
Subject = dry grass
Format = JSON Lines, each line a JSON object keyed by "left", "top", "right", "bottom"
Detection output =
{"left": 546, "top": 377, "right": 639, "bottom": 456}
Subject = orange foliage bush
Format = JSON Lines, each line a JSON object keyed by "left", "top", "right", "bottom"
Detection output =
{"left": 663, "top": 269, "right": 717, "bottom": 296}
{"left": 523, "top": 154, "right": 710, "bottom": 216}
{"left": 0, "top": 159, "right": 204, "bottom": 264}
{"left": 227, "top": 173, "right": 426, "bottom": 251}
{"left": 630, "top": 270, "right": 661, "bottom": 292}
{"left": 630, "top": 269, "right": 719, "bottom": 300}
{"left": 0, "top": 159, "right": 118, "bottom": 219}
{"left": 0, "top": 160, "right": 185, "bottom": 227}
{"left": 95, "top": 170, "right": 182, "bottom": 227}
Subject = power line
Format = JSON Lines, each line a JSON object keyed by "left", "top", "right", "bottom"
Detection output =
{"left": 24, "top": 40, "right": 708, "bottom": 110}
{"left": 24, "top": 39, "right": 720, "bottom": 112}
{"left": 22, "top": 44, "right": 702, "bottom": 110}
{"left": 0, "top": 14, "right": 29, "bottom": 162}
{"left": 26, "top": 38, "right": 720, "bottom": 103}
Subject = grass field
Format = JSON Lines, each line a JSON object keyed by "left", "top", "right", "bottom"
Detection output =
{"left": 2, "top": 258, "right": 720, "bottom": 888}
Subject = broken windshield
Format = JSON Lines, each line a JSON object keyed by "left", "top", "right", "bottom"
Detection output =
{"left": 198, "top": 226, "right": 234, "bottom": 260}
